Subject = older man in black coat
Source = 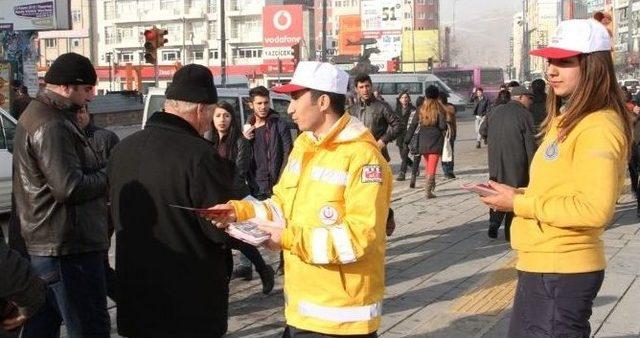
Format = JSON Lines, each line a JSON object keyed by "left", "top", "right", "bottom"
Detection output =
{"left": 480, "top": 86, "right": 537, "bottom": 241}
{"left": 108, "top": 64, "right": 233, "bottom": 338}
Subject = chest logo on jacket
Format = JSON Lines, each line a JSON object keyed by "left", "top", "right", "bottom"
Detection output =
{"left": 544, "top": 140, "right": 560, "bottom": 161}
{"left": 319, "top": 205, "right": 339, "bottom": 225}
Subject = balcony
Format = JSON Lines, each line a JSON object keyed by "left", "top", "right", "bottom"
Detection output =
{"left": 228, "top": 29, "right": 262, "bottom": 44}
{"left": 227, "top": 1, "right": 263, "bottom": 17}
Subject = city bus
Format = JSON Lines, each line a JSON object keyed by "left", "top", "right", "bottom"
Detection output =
{"left": 433, "top": 67, "right": 505, "bottom": 102}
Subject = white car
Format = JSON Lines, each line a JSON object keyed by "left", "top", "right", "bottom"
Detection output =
{"left": 0, "top": 108, "right": 16, "bottom": 214}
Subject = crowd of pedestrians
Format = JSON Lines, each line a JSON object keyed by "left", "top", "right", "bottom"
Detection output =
{"left": 0, "top": 17, "right": 637, "bottom": 338}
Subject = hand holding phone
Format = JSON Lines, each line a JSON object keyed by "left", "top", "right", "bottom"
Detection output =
{"left": 461, "top": 182, "right": 499, "bottom": 197}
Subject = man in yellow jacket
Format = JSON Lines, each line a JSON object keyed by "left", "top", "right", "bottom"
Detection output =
{"left": 209, "top": 61, "right": 392, "bottom": 337}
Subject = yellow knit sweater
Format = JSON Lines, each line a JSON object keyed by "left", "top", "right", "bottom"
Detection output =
{"left": 512, "top": 109, "right": 628, "bottom": 273}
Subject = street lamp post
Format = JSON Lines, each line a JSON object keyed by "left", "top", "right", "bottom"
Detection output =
{"left": 409, "top": 1, "right": 416, "bottom": 73}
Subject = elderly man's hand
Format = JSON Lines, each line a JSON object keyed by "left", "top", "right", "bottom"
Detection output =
{"left": 201, "top": 204, "right": 237, "bottom": 229}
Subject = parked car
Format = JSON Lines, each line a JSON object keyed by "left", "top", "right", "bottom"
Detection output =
{"left": 0, "top": 108, "right": 17, "bottom": 214}
{"left": 619, "top": 79, "right": 639, "bottom": 95}
{"left": 142, "top": 87, "right": 296, "bottom": 136}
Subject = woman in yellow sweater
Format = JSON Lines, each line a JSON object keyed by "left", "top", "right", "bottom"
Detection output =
{"left": 480, "top": 19, "right": 632, "bottom": 337}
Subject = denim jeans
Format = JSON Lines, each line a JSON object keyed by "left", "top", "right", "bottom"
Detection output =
{"left": 21, "top": 252, "right": 110, "bottom": 338}
{"left": 441, "top": 140, "right": 455, "bottom": 175}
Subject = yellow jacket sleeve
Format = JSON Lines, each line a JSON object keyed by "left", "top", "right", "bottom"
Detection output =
{"left": 281, "top": 151, "right": 392, "bottom": 265}
{"left": 514, "top": 125, "right": 625, "bottom": 229}
{"left": 229, "top": 194, "right": 287, "bottom": 224}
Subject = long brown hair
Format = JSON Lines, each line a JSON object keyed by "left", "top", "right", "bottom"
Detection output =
{"left": 419, "top": 98, "right": 439, "bottom": 126}
{"left": 540, "top": 51, "right": 631, "bottom": 152}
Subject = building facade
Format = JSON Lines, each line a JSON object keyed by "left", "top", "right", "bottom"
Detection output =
{"left": 38, "top": 0, "right": 95, "bottom": 68}
{"left": 510, "top": 12, "right": 524, "bottom": 81}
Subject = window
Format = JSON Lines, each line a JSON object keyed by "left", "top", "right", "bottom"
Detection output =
{"left": 162, "top": 51, "right": 180, "bottom": 61}
{"left": 208, "top": 21, "right": 218, "bottom": 40}
{"left": 417, "top": 12, "right": 425, "bottom": 20}
{"left": 192, "top": 50, "right": 204, "bottom": 60}
{"left": 72, "top": 9, "right": 82, "bottom": 23}
{"left": 44, "top": 39, "right": 57, "bottom": 48}
{"left": 71, "top": 38, "right": 81, "bottom": 47}
{"left": 480, "top": 69, "right": 505, "bottom": 85}
{"left": 396, "top": 82, "right": 423, "bottom": 95}
{"left": 103, "top": 1, "right": 115, "bottom": 20}
{"left": 377, "top": 83, "right": 396, "bottom": 95}
{"left": 208, "top": 0, "right": 218, "bottom": 13}
{"left": 160, "top": 0, "right": 179, "bottom": 10}
{"left": 233, "top": 48, "right": 261, "bottom": 59}
{"left": 1, "top": 114, "right": 16, "bottom": 152}
{"left": 120, "top": 52, "right": 134, "bottom": 62}
{"left": 104, "top": 26, "right": 116, "bottom": 45}
{"left": 209, "top": 49, "right": 219, "bottom": 59}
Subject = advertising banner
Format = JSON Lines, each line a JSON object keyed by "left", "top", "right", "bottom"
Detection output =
{"left": 0, "top": 0, "right": 71, "bottom": 31}
{"left": 361, "top": 0, "right": 403, "bottom": 32}
{"left": 262, "top": 5, "right": 303, "bottom": 64}
{"left": 401, "top": 30, "right": 439, "bottom": 72}
{"left": 338, "top": 15, "right": 362, "bottom": 56}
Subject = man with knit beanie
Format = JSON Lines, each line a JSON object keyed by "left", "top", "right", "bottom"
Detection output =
{"left": 13, "top": 52, "right": 111, "bottom": 337}
{"left": 108, "top": 64, "right": 234, "bottom": 338}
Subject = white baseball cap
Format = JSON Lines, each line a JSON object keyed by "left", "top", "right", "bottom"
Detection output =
{"left": 530, "top": 19, "right": 611, "bottom": 59}
{"left": 272, "top": 61, "right": 349, "bottom": 95}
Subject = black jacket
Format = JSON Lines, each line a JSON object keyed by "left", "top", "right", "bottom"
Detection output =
{"left": 405, "top": 109, "right": 448, "bottom": 155}
{"left": 0, "top": 240, "right": 46, "bottom": 336}
{"left": 208, "top": 132, "right": 252, "bottom": 199}
{"left": 481, "top": 100, "right": 536, "bottom": 187}
{"left": 529, "top": 93, "right": 547, "bottom": 132}
{"left": 249, "top": 112, "right": 293, "bottom": 198}
{"left": 108, "top": 112, "right": 233, "bottom": 338}
{"left": 395, "top": 104, "right": 415, "bottom": 147}
{"left": 84, "top": 123, "right": 120, "bottom": 165}
{"left": 13, "top": 90, "right": 109, "bottom": 256}
{"left": 473, "top": 97, "right": 491, "bottom": 117}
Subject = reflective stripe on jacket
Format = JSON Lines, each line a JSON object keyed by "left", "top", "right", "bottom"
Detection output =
{"left": 230, "top": 114, "right": 392, "bottom": 335}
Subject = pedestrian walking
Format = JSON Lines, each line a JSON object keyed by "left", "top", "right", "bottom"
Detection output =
{"left": 405, "top": 85, "right": 448, "bottom": 199}
{"left": 405, "top": 96, "right": 426, "bottom": 189}
{"left": 529, "top": 79, "right": 548, "bottom": 133}
{"left": 12, "top": 52, "right": 111, "bottom": 338}
{"left": 480, "top": 86, "right": 537, "bottom": 241}
{"left": 76, "top": 105, "right": 120, "bottom": 303}
{"left": 9, "top": 82, "right": 31, "bottom": 120}
{"left": 207, "top": 101, "right": 275, "bottom": 294}
{"left": 353, "top": 73, "right": 401, "bottom": 161}
{"left": 472, "top": 87, "right": 491, "bottom": 149}
{"left": 395, "top": 90, "right": 416, "bottom": 181}
{"left": 625, "top": 91, "right": 640, "bottom": 217}
{"left": 0, "top": 240, "right": 46, "bottom": 338}
{"left": 108, "top": 64, "right": 234, "bottom": 338}
{"left": 439, "top": 92, "right": 457, "bottom": 179}
{"left": 480, "top": 19, "right": 632, "bottom": 338}
{"left": 208, "top": 61, "right": 392, "bottom": 337}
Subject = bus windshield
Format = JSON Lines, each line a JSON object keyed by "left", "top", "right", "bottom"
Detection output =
{"left": 433, "top": 70, "right": 474, "bottom": 92}
{"left": 480, "top": 68, "right": 505, "bottom": 86}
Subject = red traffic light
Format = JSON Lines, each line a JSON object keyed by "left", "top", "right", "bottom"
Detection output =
{"left": 144, "top": 29, "right": 156, "bottom": 41}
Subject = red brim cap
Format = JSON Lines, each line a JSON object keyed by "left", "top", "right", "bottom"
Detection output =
{"left": 529, "top": 47, "right": 581, "bottom": 59}
{"left": 271, "top": 83, "right": 307, "bottom": 94}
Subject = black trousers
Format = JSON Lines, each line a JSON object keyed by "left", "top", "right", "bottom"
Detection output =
{"left": 283, "top": 326, "right": 377, "bottom": 338}
{"left": 508, "top": 270, "right": 604, "bottom": 338}
{"left": 489, "top": 210, "right": 514, "bottom": 236}
{"left": 227, "top": 236, "right": 268, "bottom": 272}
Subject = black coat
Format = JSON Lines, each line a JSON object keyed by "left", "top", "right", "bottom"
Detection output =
{"left": 529, "top": 93, "right": 547, "bottom": 132}
{"left": 249, "top": 113, "right": 292, "bottom": 198}
{"left": 108, "top": 112, "right": 234, "bottom": 338}
{"left": 473, "top": 97, "right": 491, "bottom": 116}
{"left": 405, "top": 109, "right": 448, "bottom": 155}
{"left": 482, "top": 101, "right": 537, "bottom": 187}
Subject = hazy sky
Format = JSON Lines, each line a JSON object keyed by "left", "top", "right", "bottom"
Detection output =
{"left": 439, "top": 0, "right": 523, "bottom": 67}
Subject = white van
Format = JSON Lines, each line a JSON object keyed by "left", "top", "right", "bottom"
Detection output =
{"left": 368, "top": 73, "right": 467, "bottom": 111}
{"left": 142, "top": 87, "right": 293, "bottom": 129}
{"left": 0, "top": 108, "right": 17, "bottom": 214}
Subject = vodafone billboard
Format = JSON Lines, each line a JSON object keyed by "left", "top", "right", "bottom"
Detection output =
{"left": 263, "top": 5, "right": 303, "bottom": 64}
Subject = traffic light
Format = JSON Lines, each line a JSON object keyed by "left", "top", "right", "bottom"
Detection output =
{"left": 143, "top": 28, "right": 158, "bottom": 64}
{"left": 157, "top": 28, "right": 168, "bottom": 48}
{"left": 291, "top": 43, "right": 301, "bottom": 67}
{"left": 427, "top": 57, "right": 434, "bottom": 72}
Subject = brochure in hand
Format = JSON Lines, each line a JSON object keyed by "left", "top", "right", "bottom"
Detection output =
{"left": 461, "top": 182, "right": 499, "bottom": 197}
{"left": 168, "top": 204, "right": 229, "bottom": 218}
{"left": 226, "top": 220, "right": 271, "bottom": 246}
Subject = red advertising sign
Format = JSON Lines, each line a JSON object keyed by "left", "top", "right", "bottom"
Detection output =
{"left": 263, "top": 5, "right": 303, "bottom": 63}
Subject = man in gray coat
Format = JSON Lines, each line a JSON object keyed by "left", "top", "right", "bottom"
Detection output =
{"left": 480, "top": 86, "right": 536, "bottom": 241}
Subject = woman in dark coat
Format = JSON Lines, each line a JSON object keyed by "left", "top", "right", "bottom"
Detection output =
{"left": 405, "top": 86, "right": 448, "bottom": 199}
{"left": 208, "top": 102, "right": 275, "bottom": 294}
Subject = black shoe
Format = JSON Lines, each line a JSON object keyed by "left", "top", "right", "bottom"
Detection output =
{"left": 488, "top": 225, "right": 498, "bottom": 239}
{"left": 476, "top": 141, "right": 481, "bottom": 149}
{"left": 484, "top": 139, "right": 488, "bottom": 145}
{"left": 396, "top": 172, "right": 406, "bottom": 181}
{"left": 233, "top": 265, "right": 253, "bottom": 281}
{"left": 276, "top": 257, "right": 285, "bottom": 276}
{"left": 637, "top": 205, "right": 640, "bottom": 218}
{"left": 444, "top": 173, "right": 456, "bottom": 179}
{"left": 258, "top": 265, "right": 275, "bottom": 295}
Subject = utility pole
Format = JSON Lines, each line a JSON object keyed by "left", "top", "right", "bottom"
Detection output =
{"left": 321, "top": 0, "right": 327, "bottom": 62}
{"left": 182, "top": 17, "right": 186, "bottom": 64}
{"left": 220, "top": 0, "right": 227, "bottom": 87}
{"left": 522, "top": 0, "right": 530, "bottom": 81}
